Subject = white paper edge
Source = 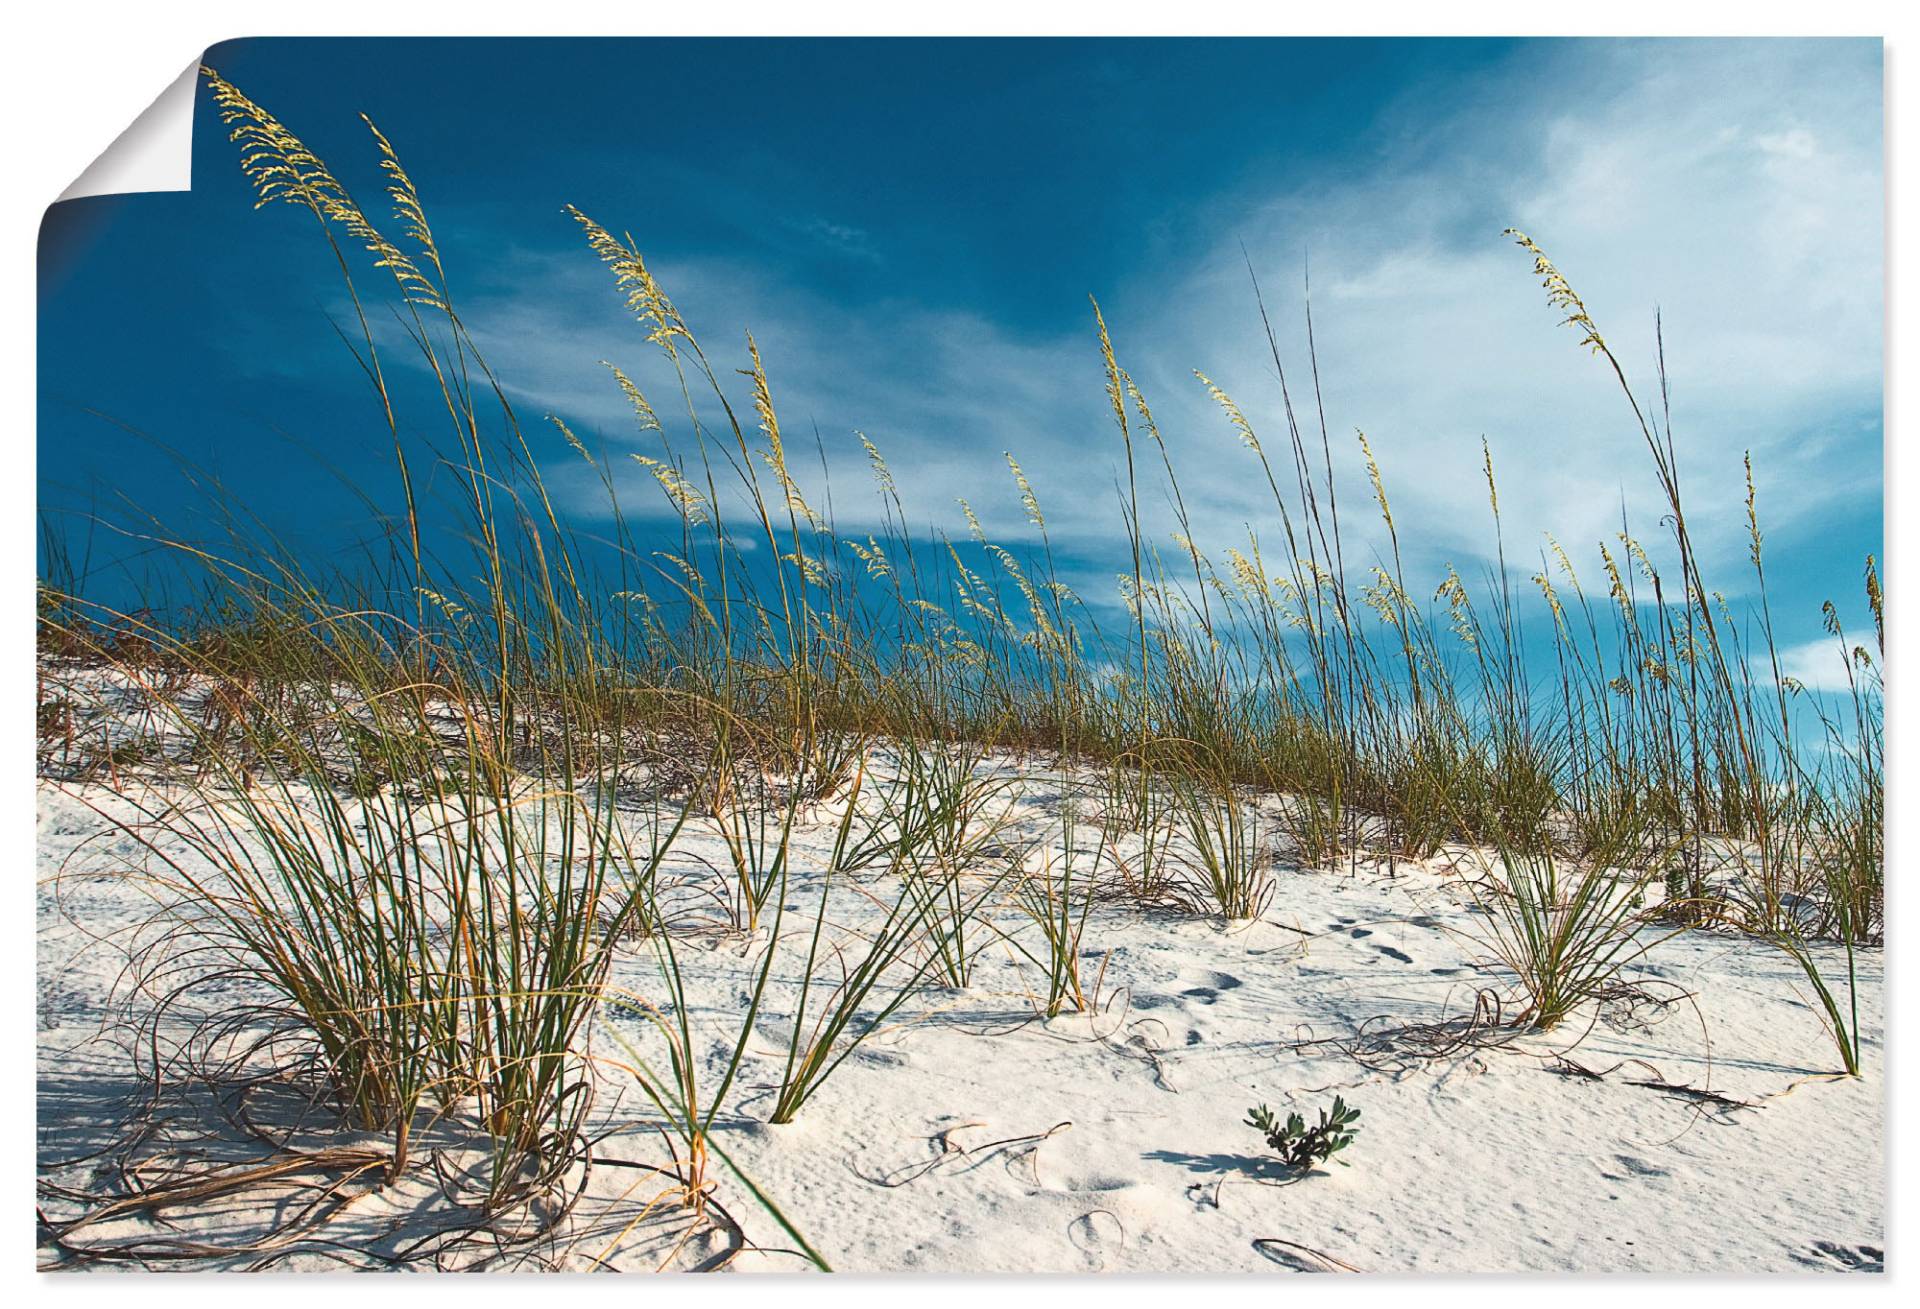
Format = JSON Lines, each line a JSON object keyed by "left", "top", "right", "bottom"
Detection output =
{"left": 56, "top": 59, "right": 201, "bottom": 203}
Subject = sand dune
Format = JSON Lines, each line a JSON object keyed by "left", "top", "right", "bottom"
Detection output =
{"left": 36, "top": 759, "right": 1884, "bottom": 1272}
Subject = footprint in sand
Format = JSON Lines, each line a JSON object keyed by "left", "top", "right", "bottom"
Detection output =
{"left": 1376, "top": 945, "right": 1414, "bottom": 964}
{"left": 1178, "top": 970, "right": 1244, "bottom": 1005}
{"left": 1067, "top": 1210, "right": 1127, "bottom": 1270}
{"left": 1792, "top": 1241, "right": 1883, "bottom": 1273}
{"left": 1053, "top": 1173, "right": 1135, "bottom": 1193}
{"left": 1034, "top": 1129, "right": 1143, "bottom": 1199}
{"left": 1601, "top": 1154, "right": 1672, "bottom": 1183}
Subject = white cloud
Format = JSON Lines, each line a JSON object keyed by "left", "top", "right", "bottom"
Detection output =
{"left": 454, "top": 40, "right": 1881, "bottom": 620}
{"left": 1131, "top": 39, "right": 1882, "bottom": 586}
{"left": 1770, "top": 637, "right": 1876, "bottom": 695}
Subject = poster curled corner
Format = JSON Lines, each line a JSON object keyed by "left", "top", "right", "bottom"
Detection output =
{"left": 56, "top": 58, "right": 202, "bottom": 204}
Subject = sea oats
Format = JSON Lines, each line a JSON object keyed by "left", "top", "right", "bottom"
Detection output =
{"left": 1195, "top": 371, "right": 1261, "bottom": 454}
{"left": 547, "top": 415, "right": 594, "bottom": 464}
{"left": 566, "top": 205, "right": 688, "bottom": 356}
{"left": 601, "top": 361, "right": 664, "bottom": 433}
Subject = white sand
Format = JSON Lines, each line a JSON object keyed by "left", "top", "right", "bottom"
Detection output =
{"left": 36, "top": 757, "right": 1884, "bottom": 1273}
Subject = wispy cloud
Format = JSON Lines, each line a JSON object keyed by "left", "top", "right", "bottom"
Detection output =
{"left": 448, "top": 40, "right": 1879, "bottom": 623}
{"left": 1136, "top": 39, "right": 1881, "bottom": 580}
{"left": 793, "top": 216, "right": 880, "bottom": 262}
{"left": 1769, "top": 637, "right": 1877, "bottom": 696}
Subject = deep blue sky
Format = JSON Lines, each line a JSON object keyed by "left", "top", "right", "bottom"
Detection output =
{"left": 39, "top": 37, "right": 1883, "bottom": 684}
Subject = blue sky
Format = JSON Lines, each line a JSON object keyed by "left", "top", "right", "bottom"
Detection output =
{"left": 38, "top": 37, "right": 1883, "bottom": 685}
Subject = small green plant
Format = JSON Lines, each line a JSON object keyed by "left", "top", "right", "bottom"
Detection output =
{"left": 1246, "top": 1096, "right": 1361, "bottom": 1169}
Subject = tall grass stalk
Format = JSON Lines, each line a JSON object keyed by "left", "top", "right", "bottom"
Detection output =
{"left": 1011, "top": 802, "right": 1099, "bottom": 1017}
